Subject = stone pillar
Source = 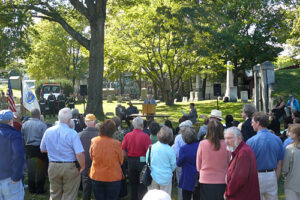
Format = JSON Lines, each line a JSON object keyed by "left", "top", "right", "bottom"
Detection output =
{"left": 189, "top": 91, "right": 194, "bottom": 102}
{"left": 260, "top": 61, "right": 275, "bottom": 113}
{"left": 194, "top": 92, "right": 199, "bottom": 101}
{"left": 224, "top": 61, "right": 234, "bottom": 101}
{"left": 253, "top": 64, "right": 260, "bottom": 111}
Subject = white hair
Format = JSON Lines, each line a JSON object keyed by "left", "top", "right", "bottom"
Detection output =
{"left": 69, "top": 119, "right": 75, "bottom": 129}
{"left": 224, "top": 126, "right": 243, "bottom": 140}
{"left": 58, "top": 108, "right": 72, "bottom": 123}
{"left": 132, "top": 117, "right": 143, "bottom": 129}
{"left": 85, "top": 120, "right": 96, "bottom": 127}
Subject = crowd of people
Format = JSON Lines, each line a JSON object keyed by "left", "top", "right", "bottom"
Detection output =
{"left": 0, "top": 94, "right": 300, "bottom": 200}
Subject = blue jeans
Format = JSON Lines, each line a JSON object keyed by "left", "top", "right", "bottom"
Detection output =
{"left": 0, "top": 178, "right": 24, "bottom": 200}
{"left": 92, "top": 180, "right": 121, "bottom": 200}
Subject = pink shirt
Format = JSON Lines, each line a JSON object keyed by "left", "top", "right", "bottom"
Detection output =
{"left": 196, "top": 139, "right": 231, "bottom": 184}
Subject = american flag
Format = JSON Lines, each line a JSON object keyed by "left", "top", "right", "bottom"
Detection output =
{"left": 6, "top": 79, "right": 16, "bottom": 112}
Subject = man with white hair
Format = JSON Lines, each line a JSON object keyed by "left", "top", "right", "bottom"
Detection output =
{"left": 122, "top": 117, "right": 152, "bottom": 200}
{"left": 224, "top": 127, "right": 260, "bottom": 200}
{"left": 79, "top": 114, "right": 98, "bottom": 200}
{"left": 40, "top": 108, "right": 85, "bottom": 200}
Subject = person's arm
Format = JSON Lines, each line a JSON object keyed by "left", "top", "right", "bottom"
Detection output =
{"left": 76, "top": 152, "right": 85, "bottom": 173}
{"left": 122, "top": 150, "right": 128, "bottom": 159}
{"left": 276, "top": 160, "right": 282, "bottom": 180}
{"left": 196, "top": 143, "right": 202, "bottom": 172}
{"left": 176, "top": 148, "right": 185, "bottom": 167}
{"left": 282, "top": 149, "right": 291, "bottom": 177}
{"left": 277, "top": 101, "right": 285, "bottom": 109}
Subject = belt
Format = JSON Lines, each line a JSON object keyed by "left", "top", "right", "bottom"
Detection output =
{"left": 258, "top": 169, "right": 275, "bottom": 173}
{"left": 50, "top": 161, "right": 76, "bottom": 163}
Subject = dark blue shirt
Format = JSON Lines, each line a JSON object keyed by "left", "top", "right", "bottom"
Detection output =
{"left": 177, "top": 142, "right": 199, "bottom": 191}
{"left": 126, "top": 106, "right": 139, "bottom": 116}
{"left": 0, "top": 124, "right": 25, "bottom": 181}
{"left": 241, "top": 118, "right": 256, "bottom": 142}
{"left": 246, "top": 129, "right": 284, "bottom": 170}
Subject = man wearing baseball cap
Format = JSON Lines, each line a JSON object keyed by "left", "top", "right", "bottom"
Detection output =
{"left": 79, "top": 114, "right": 98, "bottom": 200}
{"left": 0, "top": 110, "right": 25, "bottom": 199}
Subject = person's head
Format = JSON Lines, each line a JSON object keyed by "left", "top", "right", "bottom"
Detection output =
{"left": 206, "top": 120, "right": 224, "bottom": 150}
{"left": 181, "top": 127, "right": 197, "bottom": 144}
{"left": 242, "top": 104, "right": 256, "bottom": 119}
{"left": 289, "top": 94, "right": 294, "bottom": 101}
{"left": 58, "top": 108, "right": 72, "bottom": 124}
{"left": 132, "top": 117, "right": 143, "bottom": 129}
{"left": 112, "top": 117, "right": 122, "bottom": 128}
{"left": 190, "top": 103, "right": 195, "bottom": 109}
{"left": 164, "top": 120, "right": 173, "bottom": 129}
{"left": 209, "top": 109, "right": 223, "bottom": 121}
{"left": 128, "top": 101, "right": 133, "bottom": 107}
{"left": 225, "top": 115, "right": 233, "bottom": 126}
{"left": 117, "top": 103, "right": 121, "bottom": 107}
{"left": 277, "top": 95, "right": 283, "bottom": 102}
{"left": 288, "top": 124, "right": 300, "bottom": 146}
{"left": 31, "top": 108, "right": 41, "bottom": 119}
{"left": 72, "top": 108, "right": 79, "bottom": 118}
{"left": 224, "top": 127, "right": 243, "bottom": 152}
{"left": 147, "top": 94, "right": 152, "bottom": 100}
{"left": 69, "top": 119, "right": 75, "bottom": 129}
{"left": 149, "top": 122, "right": 160, "bottom": 136}
{"left": 99, "top": 119, "right": 117, "bottom": 137}
{"left": 142, "top": 189, "right": 171, "bottom": 200}
{"left": 203, "top": 117, "right": 209, "bottom": 125}
{"left": 85, "top": 113, "right": 97, "bottom": 127}
{"left": 157, "top": 126, "right": 173, "bottom": 144}
{"left": 251, "top": 112, "right": 269, "bottom": 131}
{"left": 179, "top": 120, "right": 193, "bottom": 132}
{"left": 293, "top": 117, "right": 300, "bottom": 124}
{"left": 0, "top": 110, "right": 14, "bottom": 126}
{"left": 40, "top": 115, "right": 45, "bottom": 122}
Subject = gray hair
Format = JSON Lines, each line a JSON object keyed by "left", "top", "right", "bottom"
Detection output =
{"left": 58, "top": 108, "right": 72, "bottom": 123}
{"left": 224, "top": 127, "right": 243, "bottom": 140}
{"left": 132, "top": 117, "right": 143, "bottom": 129}
{"left": 157, "top": 125, "right": 173, "bottom": 144}
{"left": 85, "top": 120, "right": 96, "bottom": 127}
{"left": 242, "top": 104, "right": 256, "bottom": 118}
{"left": 181, "top": 127, "right": 198, "bottom": 144}
{"left": 31, "top": 108, "right": 40, "bottom": 118}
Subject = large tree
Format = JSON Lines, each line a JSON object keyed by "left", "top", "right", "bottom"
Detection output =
{"left": 1, "top": 0, "right": 107, "bottom": 116}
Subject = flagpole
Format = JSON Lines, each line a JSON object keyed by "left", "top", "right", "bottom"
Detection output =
{"left": 20, "top": 77, "right": 24, "bottom": 118}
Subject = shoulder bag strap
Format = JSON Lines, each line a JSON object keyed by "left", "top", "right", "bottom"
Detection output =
{"left": 148, "top": 145, "right": 152, "bottom": 166}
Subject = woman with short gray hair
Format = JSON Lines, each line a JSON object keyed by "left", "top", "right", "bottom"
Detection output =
{"left": 177, "top": 127, "right": 200, "bottom": 200}
{"left": 146, "top": 126, "right": 176, "bottom": 196}
{"left": 241, "top": 104, "right": 256, "bottom": 142}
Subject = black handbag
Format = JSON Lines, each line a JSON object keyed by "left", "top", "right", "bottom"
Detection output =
{"left": 139, "top": 145, "right": 152, "bottom": 186}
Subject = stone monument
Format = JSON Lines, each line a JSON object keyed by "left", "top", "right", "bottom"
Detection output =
{"left": 182, "top": 96, "right": 188, "bottom": 102}
{"left": 194, "top": 92, "right": 199, "bottom": 101}
{"left": 107, "top": 95, "right": 113, "bottom": 103}
{"left": 253, "top": 61, "right": 275, "bottom": 113}
{"left": 140, "top": 88, "right": 147, "bottom": 100}
{"left": 240, "top": 91, "right": 248, "bottom": 103}
{"left": 223, "top": 61, "right": 234, "bottom": 101}
{"left": 189, "top": 91, "right": 194, "bottom": 102}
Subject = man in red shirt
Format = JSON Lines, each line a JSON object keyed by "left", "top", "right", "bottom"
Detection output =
{"left": 122, "top": 117, "right": 152, "bottom": 200}
{"left": 224, "top": 127, "right": 260, "bottom": 200}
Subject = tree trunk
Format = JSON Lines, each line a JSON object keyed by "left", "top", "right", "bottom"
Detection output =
{"left": 202, "top": 76, "right": 207, "bottom": 100}
{"left": 86, "top": 17, "right": 105, "bottom": 117}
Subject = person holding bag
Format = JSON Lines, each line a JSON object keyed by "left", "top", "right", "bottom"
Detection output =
{"left": 146, "top": 126, "right": 176, "bottom": 196}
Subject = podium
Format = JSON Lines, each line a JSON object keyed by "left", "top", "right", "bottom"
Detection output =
{"left": 142, "top": 104, "right": 156, "bottom": 115}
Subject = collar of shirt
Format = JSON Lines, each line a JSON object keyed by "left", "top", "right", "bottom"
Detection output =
{"left": 58, "top": 122, "right": 70, "bottom": 128}
{"left": 232, "top": 141, "right": 245, "bottom": 158}
{"left": 256, "top": 128, "right": 270, "bottom": 136}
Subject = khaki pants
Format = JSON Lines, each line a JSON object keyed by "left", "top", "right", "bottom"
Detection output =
{"left": 148, "top": 179, "right": 172, "bottom": 197}
{"left": 48, "top": 162, "right": 81, "bottom": 200}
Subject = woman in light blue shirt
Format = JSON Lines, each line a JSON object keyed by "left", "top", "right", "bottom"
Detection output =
{"left": 146, "top": 126, "right": 176, "bottom": 196}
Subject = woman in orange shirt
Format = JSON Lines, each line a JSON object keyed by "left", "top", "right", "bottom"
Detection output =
{"left": 89, "top": 119, "right": 124, "bottom": 200}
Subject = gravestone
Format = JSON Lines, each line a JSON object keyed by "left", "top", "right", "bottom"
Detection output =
{"left": 241, "top": 91, "right": 248, "bottom": 103}
{"left": 229, "top": 86, "right": 238, "bottom": 102}
{"left": 189, "top": 92, "right": 194, "bottom": 102}
{"left": 182, "top": 96, "right": 188, "bottom": 102}
{"left": 223, "top": 61, "right": 234, "bottom": 101}
{"left": 194, "top": 92, "right": 199, "bottom": 101}
{"left": 117, "top": 96, "right": 123, "bottom": 103}
{"left": 107, "top": 95, "right": 113, "bottom": 103}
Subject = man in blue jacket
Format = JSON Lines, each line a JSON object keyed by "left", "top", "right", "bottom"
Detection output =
{"left": 0, "top": 110, "right": 25, "bottom": 199}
